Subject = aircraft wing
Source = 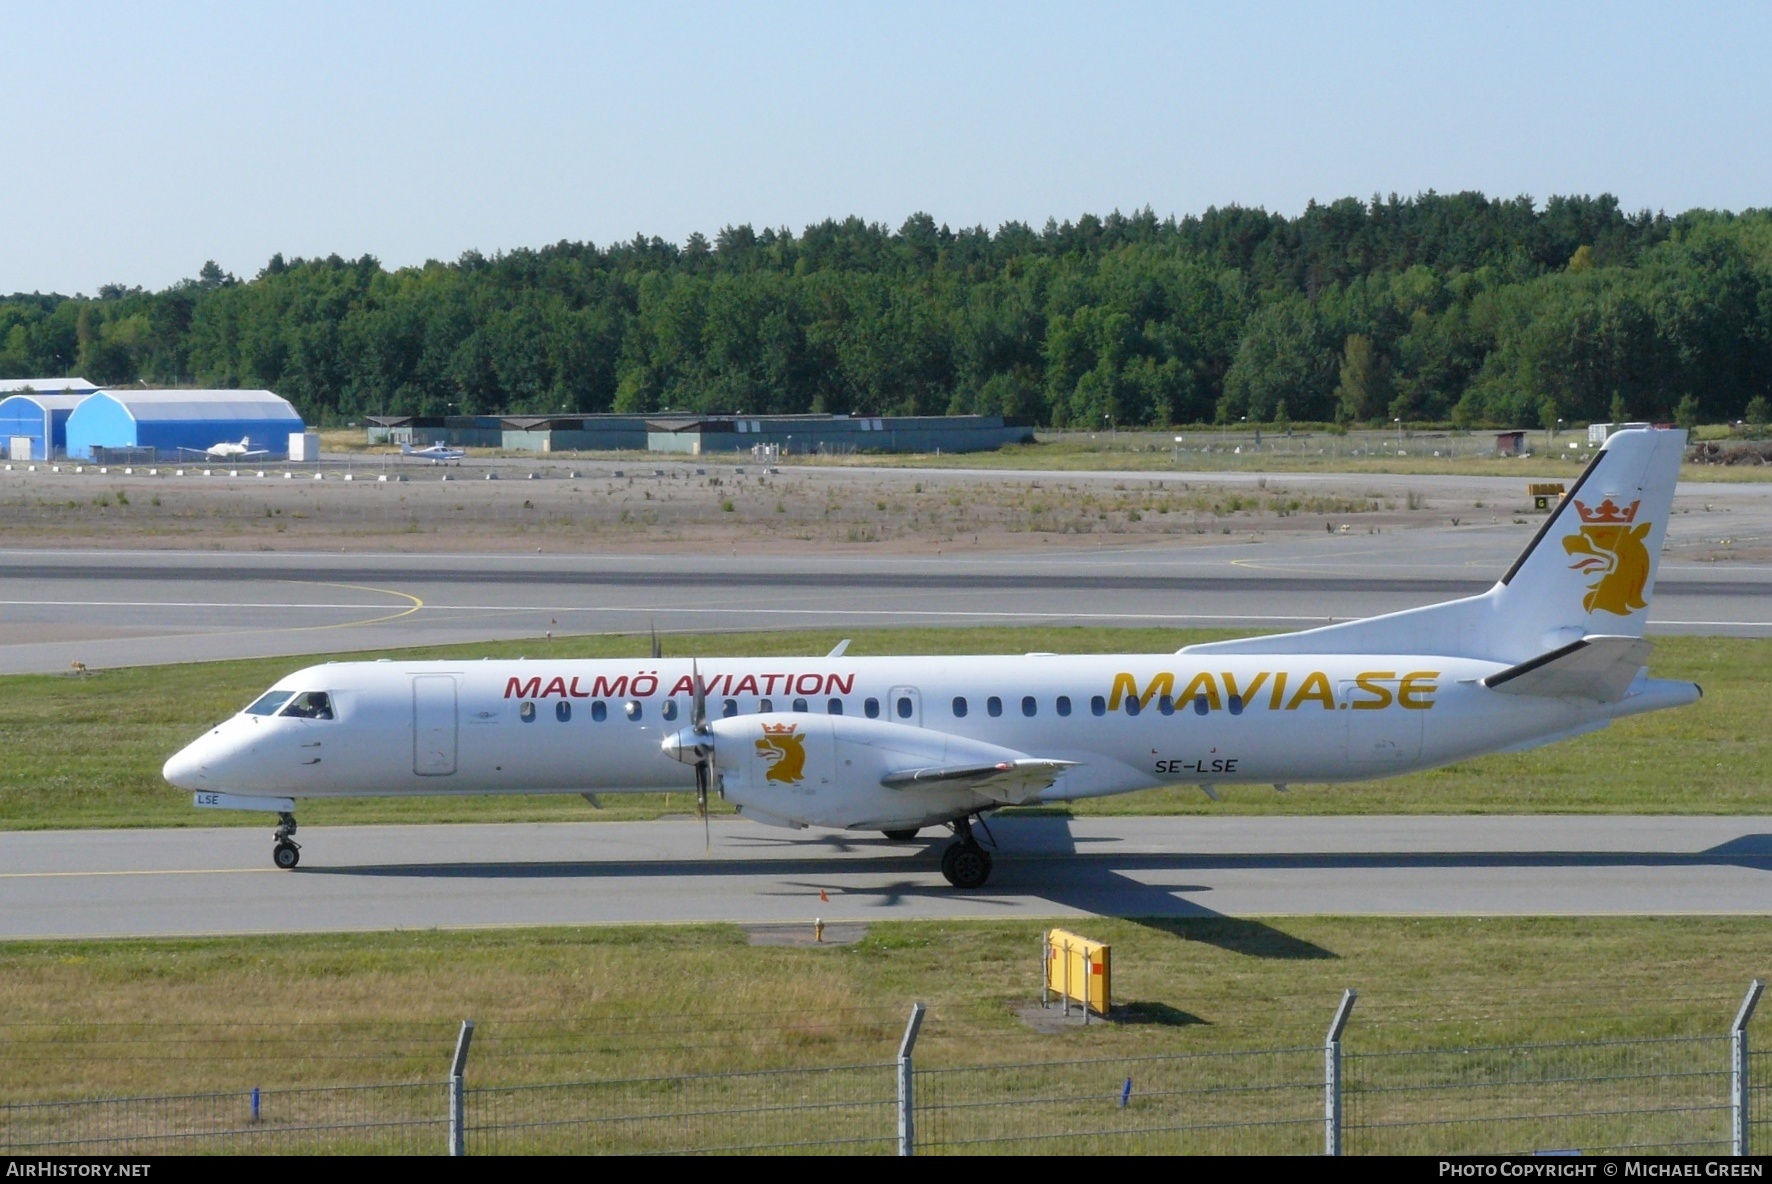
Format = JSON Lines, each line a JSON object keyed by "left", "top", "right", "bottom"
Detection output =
{"left": 1482, "top": 635, "right": 1652, "bottom": 703}
{"left": 881, "top": 758, "right": 1075, "bottom": 805}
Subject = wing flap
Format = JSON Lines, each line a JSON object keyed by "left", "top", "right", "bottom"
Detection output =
{"left": 881, "top": 758, "right": 1075, "bottom": 805}
{"left": 1483, "top": 635, "right": 1652, "bottom": 703}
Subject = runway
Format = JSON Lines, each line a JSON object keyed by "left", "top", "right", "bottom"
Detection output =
{"left": 4, "top": 523, "right": 1770, "bottom": 673}
{"left": 6, "top": 815, "right": 1772, "bottom": 939}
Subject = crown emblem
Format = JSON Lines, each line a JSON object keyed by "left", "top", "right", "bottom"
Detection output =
{"left": 761, "top": 722, "right": 798, "bottom": 735}
{"left": 1573, "top": 498, "right": 1639, "bottom": 524}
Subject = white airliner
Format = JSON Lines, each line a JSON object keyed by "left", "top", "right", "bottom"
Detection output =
{"left": 401, "top": 442, "right": 466, "bottom": 461}
{"left": 165, "top": 426, "right": 1698, "bottom": 887}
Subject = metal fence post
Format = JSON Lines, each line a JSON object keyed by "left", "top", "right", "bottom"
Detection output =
{"left": 898, "top": 1002, "right": 926, "bottom": 1156}
{"left": 1733, "top": 980, "right": 1763, "bottom": 1157}
{"left": 1325, "top": 989, "right": 1356, "bottom": 1156}
{"left": 448, "top": 1019, "right": 475, "bottom": 1157}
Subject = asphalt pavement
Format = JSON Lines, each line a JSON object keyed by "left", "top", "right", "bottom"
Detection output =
{"left": 5, "top": 815, "right": 1770, "bottom": 938}
{"left": 3, "top": 519, "right": 1769, "bottom": 673}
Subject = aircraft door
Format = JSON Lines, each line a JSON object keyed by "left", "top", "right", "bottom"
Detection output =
{"left": 887, "top": 686, "right": 922, "bottom": 727}
{"left": 1339, "top": 679, "right": 1423, "bottom": 764}
{"left": 412, "top": 674, "right": 459, "bottom": 776}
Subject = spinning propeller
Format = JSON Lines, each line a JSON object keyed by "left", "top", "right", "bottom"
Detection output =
{"left": 689, "top": 660, "right": 714, "bottom": 851}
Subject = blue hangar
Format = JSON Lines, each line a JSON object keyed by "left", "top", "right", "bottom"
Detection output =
{"left": 65, "top": 389, "right": 305, "bottom": 460}
{"left": 0, "top": 378, "right": 101, "bottom": 461}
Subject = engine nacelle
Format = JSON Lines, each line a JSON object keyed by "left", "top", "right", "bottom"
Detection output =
{"left": 663, "top": 712, "right": 1036, "bottom": 831}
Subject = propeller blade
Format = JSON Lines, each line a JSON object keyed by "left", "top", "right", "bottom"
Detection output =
{"left": 691, "top": 659, "right": 708, "bottom": 732}
{"left": 695, "top": 761, "right": 711, "bottom": 855}
{"left": 650, "top": 624, "right": 662, "bottom": 661}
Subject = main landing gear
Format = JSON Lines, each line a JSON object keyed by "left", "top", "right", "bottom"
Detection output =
{"left": 272, "top": 812, "right": 301, "bottom": 870}
{"left": 940, "top": 816, "right": 992, "bottom": 889}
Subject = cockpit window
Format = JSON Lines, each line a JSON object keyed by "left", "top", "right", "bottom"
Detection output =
{"left": 245, "top": 690, "right": 294, "bottom": 716}
{"left": 280, "top": 691, "right": 334, "bottom": 720}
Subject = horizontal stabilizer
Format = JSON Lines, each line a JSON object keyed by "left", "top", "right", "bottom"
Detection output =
{"left": 1483, "top": 635, "right": 1652, "bottom": 703}
{"left": 881, "top": 758, "right": 1076, "bottom": 805}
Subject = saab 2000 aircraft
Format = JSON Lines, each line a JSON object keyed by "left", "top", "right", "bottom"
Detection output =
{"left": 163, "top": 426, "right": 1699, "bottom": 888}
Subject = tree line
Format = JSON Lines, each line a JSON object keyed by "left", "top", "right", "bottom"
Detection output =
{"left": 2, "top": 192, "right": 1769, "bottom": 430}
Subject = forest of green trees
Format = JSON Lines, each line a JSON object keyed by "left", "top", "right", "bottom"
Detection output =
{"left": 3, "top": 192, "right": 1769, "bottom": 431}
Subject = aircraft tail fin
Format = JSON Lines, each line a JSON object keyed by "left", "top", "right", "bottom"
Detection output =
{"left": 400, "top": 443, "right": 414, "bottom": 455}
{"left": 1181, "top": 426, "right": 1686, "bottom": 664}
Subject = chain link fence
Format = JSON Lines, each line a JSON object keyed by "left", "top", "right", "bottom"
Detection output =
{"left": 4, "top": 985, "right": 1766, "bottom": 1156}
{"left": 0, "top": 1083, "right": 443, "bottom": 1155}
{"left": 1345, "top": 1037, "right": 1732, "bottom": 1156}
{"left": 466, "top": 1064, "right": 896, "bottom": 1155}
{"left": 912, "top": 1047, "right": 1320, "bottom": 1155}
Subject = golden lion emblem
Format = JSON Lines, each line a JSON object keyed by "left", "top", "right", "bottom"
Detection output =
{"left": 754, "top": 723, "right": 807, "bottom": 784}
{"left": 1562, "top": 498, "right": 1652, "bottom": 616}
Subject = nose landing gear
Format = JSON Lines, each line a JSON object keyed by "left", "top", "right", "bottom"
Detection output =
{"left": 940, "top": 815, "right": 993, "bottom": 889}
{"left": 272, "top": 812, "right": 301, "bottom": 870}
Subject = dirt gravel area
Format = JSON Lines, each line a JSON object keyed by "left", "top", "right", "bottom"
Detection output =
{"left": 0, "top": 458, "right": 1531, "bottom": 555}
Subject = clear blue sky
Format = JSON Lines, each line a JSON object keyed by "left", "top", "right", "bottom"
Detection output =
{"left": 3, "top": 1, "right": 1767, "bottom": 294}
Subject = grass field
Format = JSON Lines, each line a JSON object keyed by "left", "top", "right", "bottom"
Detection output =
{"left": 1, "top": 916, "right": 1766, "bottom": 1101}
{"left": 2, "top": 627, "right": 1764, "bottom": 830}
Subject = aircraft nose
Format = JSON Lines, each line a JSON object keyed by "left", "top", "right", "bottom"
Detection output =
{"left": 162, "top": 739, "right": 211, "bottom": 789}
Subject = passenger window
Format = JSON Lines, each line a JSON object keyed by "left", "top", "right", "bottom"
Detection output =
{"left": 1194, "top": 694, "right": 1209, "bottom": 716}
{"left": 1056, "top": 696, "right": 1071, "bottom": 717}
{"left": 896, "top": 696, "right": 912, "bottom": 720}
{"left": 1124, "top": 696, "right": 1141, "bottom": 717}
{"left": 865, "top": 698, "right": 880, "bottom": 719}
{"left": 987, "top": 696, "right": 1002, "bottom": 718}
{"left": 1228, "top": 694, "right": 1244, "bottom": 716}
{"left": 1022, "top": 696, "right": 1036, "bottom": 717}
{"left": 1090, "top": 695, "right": 1106, "bottom": 717}
{"left": 792, "top": 698, "right": 808, "bottom": 713}
{"left": 520, "top": 701, "right": 536, "bottom": 723}
{"left": 952, "top": 697, "right": 968, "bottom": 718}
{"left": 591, "top": 700, "right": 607, "bottom": 722}
{"left": 555, "top": 701, "right": 572, "bottom": 723}
{"left": 827, "top": 698, "right": 843, "bottom": 715}
{"left": 722, "top": 699, "right": 738, "bottom": 718}
{"left": 759, "top": 698, "right": 773, "bottom": 713}
{"left": 625, "top": 700, "right": 643, "bottom": 721}
{"left": 245, "top": 690, "right": 294, "bottom": 716}
{"left": 662, "top": 700, "right": 678, "bottom": 721}
{"left": 282, "top": 691, "right": 333, "bottom": 720}
{"left": 1159, "top": 694, "right": 1175, "bottom": 716}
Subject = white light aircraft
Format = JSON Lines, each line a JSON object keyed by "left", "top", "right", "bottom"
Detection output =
{"left": 401, "top": 442, "right": 466, "bottom": 462}
{"left": 185, "top": 437, "right": 270, "bottom": 460}
{"left": 165, "top": 426, "right": 1699, "bottom": 887}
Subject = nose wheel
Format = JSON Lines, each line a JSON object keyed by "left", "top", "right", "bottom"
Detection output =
{"left": 940, "top": 815, "right": 993, "bottom": 889}
{"left": 272, "top": 812, "right": 301, "bottom": 870}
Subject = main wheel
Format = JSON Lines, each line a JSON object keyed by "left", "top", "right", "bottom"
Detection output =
{"left": 273, "top": 841, "right": 300, "bottom": 870}
{"left": 940, "top": 841, "right": 992, "bottom": 889}
{"left": 883, "top": 828, "right": 921, "bottom": 842}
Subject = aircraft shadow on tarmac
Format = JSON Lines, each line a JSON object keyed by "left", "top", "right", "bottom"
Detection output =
{"left": 294, "top": 822, "right": 1772, "bottom": 963}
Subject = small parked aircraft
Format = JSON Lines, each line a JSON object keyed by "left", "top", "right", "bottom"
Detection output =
{"left": 401, "top": 442, "right": 466, "bottom": 462}
{"left": 181, "top": 437, "right": 270, "bottom": 460}
{"left": 166, "top": 426, "right": 1698, "bottom": 887}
